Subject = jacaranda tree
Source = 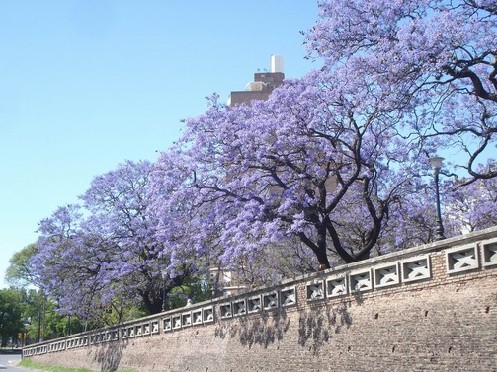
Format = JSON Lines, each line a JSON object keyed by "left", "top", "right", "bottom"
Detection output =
{"left": 33, "top": 160, "right": 190, "bottom": 319}
{"left": 152, "top": 0, "right": 496, "bottom": 270}
{"left": 32, "top": 0, "right": 497, "bottom": 308}
{"left": 152, "top": 75, "right": 425, "bottom": 271}
{"left": 445, "top": 168, "right": 497, "bottom": 233}
{"left": 307, "top": 0, "right": 497, "bottom": 180}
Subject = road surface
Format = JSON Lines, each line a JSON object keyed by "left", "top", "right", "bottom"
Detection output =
{"left": 0, "top": 352, "right": 34, "bottom": 371}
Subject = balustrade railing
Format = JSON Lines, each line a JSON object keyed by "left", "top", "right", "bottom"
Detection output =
{"left": 23, "top": 228, "right": 497, "bottom": 358}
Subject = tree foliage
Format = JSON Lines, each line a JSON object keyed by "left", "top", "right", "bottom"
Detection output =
{"left": 5, "top": 244, "right": 38, "bottom": 288}
{"left": 0, "top": 288, "right": 24, "bottom": 347}
{"left": 152, "top": 0, "right": 496, "bottom": 270}
{"left": 33, "top": 160, "right": 190, "bottom": 318}
{"left": 307, "top": 0, "right": 497, "bottom": 180}
{"left": 153, "top": 81, "right": 422, "bottom": 269}
{"left": 445, "top": 172, "right": 497, "bottom": 233}
{"left": 29, "top": 0, "right": 497, "bottom": 315}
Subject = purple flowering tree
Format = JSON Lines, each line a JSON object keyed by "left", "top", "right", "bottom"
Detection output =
{"left": 153, "top": 0, "right": 496, "bottom": 271}
{"left": 33, "top": 161, "right": 189, "bottom": 318}
{"left": 153, "top": 73, "right": 426, "bottom": 271}
{"left": 445, "top": 166, "right": 497, "bottom": 233}
{"left": 378, "top": 171, "right": 497, "bottom": 252}
{"left": 307, "top": 0, "right": 497, "bottom": 180}
{"left": 34, "top": 0, "right": 497, "bottom": 303}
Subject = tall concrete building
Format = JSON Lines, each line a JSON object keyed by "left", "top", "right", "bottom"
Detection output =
{"left": 227, "top": 55, "right": 285, "bottom": 107}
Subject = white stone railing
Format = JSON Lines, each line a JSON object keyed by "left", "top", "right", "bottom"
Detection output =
{"left": 22, "top": 227, "right": 497, "bottom": 358}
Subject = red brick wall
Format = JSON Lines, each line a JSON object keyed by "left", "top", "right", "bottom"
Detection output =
{"left": 27, "top": 227, "right": 497, "bottom": 371}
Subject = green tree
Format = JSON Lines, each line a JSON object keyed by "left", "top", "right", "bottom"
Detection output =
{"left": 22, "top": 289, "right": 87, "bottom": 343}
{"left": 5, "top": 243, "right": 38, "bottom": 288}
{"left": 5, "top": 245, "right": 88, "bottom": 342}
{"left": 0, "top": 288, "right": 24, "bottom": 347}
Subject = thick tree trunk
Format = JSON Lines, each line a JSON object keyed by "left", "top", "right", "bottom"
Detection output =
{"left": 297, "top": 231, "right": 331, "bottom": 271}
{"left": 140, "top": 291, "right": 163, "bottom": 315}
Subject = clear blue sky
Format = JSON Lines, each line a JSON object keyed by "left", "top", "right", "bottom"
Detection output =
{"left": 0, "top": 1, "right": 319, "bottom": 287}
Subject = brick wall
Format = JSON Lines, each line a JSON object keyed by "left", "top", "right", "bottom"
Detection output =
{"left": 25, "top": 227, "right": 497, "bottom": 371}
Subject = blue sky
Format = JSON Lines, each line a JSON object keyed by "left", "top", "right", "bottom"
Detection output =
{"left": 0, "top": 1, "right": 319, "bottom": 287}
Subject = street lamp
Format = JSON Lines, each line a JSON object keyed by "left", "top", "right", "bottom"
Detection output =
{"left": 429, "top": 156, "right": 446, "bottom": 241}
{"left": 161, "top": 269, "right": 168, "bottom": 312}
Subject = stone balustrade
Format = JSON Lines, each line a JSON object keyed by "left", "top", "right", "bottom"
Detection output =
{"left": 22, "top": 227, "right": 497, "bottom": 370}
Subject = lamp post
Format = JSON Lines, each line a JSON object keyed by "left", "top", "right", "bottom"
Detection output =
{"left": 429, "top": 156, "right": 446, "bottom": 241}
{"left": 161, "top": 269, "right": 168, "bottom": 312}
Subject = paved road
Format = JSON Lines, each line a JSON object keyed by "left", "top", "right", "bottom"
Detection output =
{"left": 0, "top": 352, "right": 34, "bottom": 371}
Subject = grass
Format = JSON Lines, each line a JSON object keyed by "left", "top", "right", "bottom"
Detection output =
{"left": 18, "top": 358, "right": 94, "bottom": 372}
{"left": 18, "top": 358, "right": 137, "bottom": 372}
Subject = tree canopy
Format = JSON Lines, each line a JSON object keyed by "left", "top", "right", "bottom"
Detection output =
{"left": 28, "top": 0, "right": 497, "bottom": 316}
{"left": 5, "top": 244, "right": 38, "bottom": 288}
{"left": 152, "top": 0, "right": 496, "bottom": 269}
{"left": 307, "top": 0, "right": 497, "bottom": 180}
{"left": 33, "top": 160, "right": 190, "bottom": 318}
{"left": 0, "top": 288, "right": 24, "bottom": 347}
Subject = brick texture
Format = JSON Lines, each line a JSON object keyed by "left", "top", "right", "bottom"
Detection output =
{"left": 27, "top": 227, "right": 497, "bottom": 371}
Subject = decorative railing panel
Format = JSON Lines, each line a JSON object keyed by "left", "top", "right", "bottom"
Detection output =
{"left": 374, "top": 262, "right": 400, "bottom": 288}
{"left": 401, "top": 255, "right": 431, "bottom": 282}
{"left": 446, "top": 245, "right": 479, "bottom": 274}
{"left": 482, "top": 239, "right": 497, "bottom": 267}
{"left": 22, "top": 231, "right": 497, "bottom": 358}
{"left": 326, "top": 275, "right": 347, "bottom": 298}
{"left": 247, "top": 295, "right": 262, "bottom": 314}
{"left": 306, "top": 280, "right": 325, "bottom": 301}
{"left": 350, "top": 270, "right": 373, "bottom": 293}
{"left": 281, "top": 286, "right": 296, "bottom": 307}
{"left": 262, "top": 291, "right": 279, "bottom": 310}
{"left": 233, "top": 299, "right": 247, "bottom": 317}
